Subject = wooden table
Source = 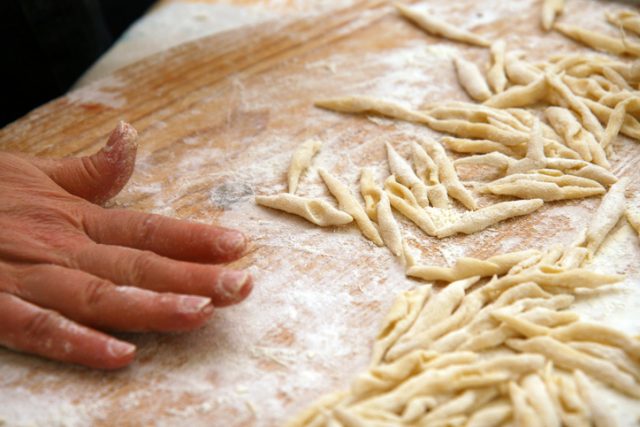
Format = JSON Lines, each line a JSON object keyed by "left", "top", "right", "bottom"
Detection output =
{"left": 1, "top": 0, "right": 639, "bottom": 425}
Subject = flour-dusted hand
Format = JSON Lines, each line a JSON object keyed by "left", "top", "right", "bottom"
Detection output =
{"left": 0, "top": 122, "right": 252, "bottom": 369}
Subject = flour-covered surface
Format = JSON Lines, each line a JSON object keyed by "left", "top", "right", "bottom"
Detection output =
{"left": 1, "top": 0, "right": 640, "bottom": 426}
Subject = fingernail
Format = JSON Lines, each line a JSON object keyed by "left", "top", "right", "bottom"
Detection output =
{"left": 219, "top": 270, "right": 250, "bottom": 299}
{"left": 107, "top": 340, "right": 136, "bottom": 358}
{"left": 179, "top": 296, "right": 212, "bottom": 314}
{"left": 216, "top": 231, "right": 247, "bottom": 255}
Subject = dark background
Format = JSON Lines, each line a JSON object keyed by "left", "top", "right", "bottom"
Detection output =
{"left": 1, "top": 0, "right": 156, "bottom": 128}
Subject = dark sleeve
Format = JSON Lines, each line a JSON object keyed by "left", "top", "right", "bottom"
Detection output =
{"left": 0, "top": 0, "right": 154, "bottom": 128}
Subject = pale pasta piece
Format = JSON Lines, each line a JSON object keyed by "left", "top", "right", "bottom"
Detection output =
{"left": 627, "top": 208, "right": 640, "bottom": 235}
{"left": 488, "top": 40, "right": 508, "bottom": 93}
{"left": 411, "top": 141, "right": 439, "bottom": 185}
{"left": 319, "top": 168, "right": 384, "bottom": 246}
{"left": 582, "top": 97, "right": 640, "bottom": 141}
{"left": 370, "top": 286, "right": 431, "bottom": 366}
{"left": 541, "top": 0, "right": 564, "bottom": 31}
{"left": 466, "top": 400, "right": 512, "bottom": 427}
{"left": 551, "top": 321, "right": 640, "bottom": 361}
{"left": 482, "top": 265, "right": 623, "bottom": 298}
{"left": 284, "top": 391, "right": 348, "bottom": 427}
{"left": 522, "top": 374, "right": 561, "bottom": 427}
{"left": 606, "top": 10, "right": 640, "bottom": 36}
{"left": 573, "top": 370, "right": 619, "bottom": 427}
{"left": 256, "top": 194, "right": 353, "bottom": 226}
{"left": 484, "top": 75, "right": 547, "bottom": 108}
{"left": 570, "top": 341, "right": 640, "bottom": 382}
{"left": 505, "top": 51, "right": 542, "bottom": 85}
{"left": 315, "top": 96, "right": 429, "bottom": 124}
{"left": 418, "top": 389, "right": 497, "bottom": 425}
{"left": 360, "top": 167, "right": 380, "bottom": 222}
{"left": 442, "top": 136, "right": 524, "bottom": 157}
{"left": 546, "top": 72, "right": 606, "bottom": 142}
{"left": 506, "top": 336, "right": 640, "bottom": 398}
{"left": 554, "top": 22, "right": 640, "bottom": 57}
{"left": 408, "top": 250, "right": 537, "bottom": 282}
{"left": 424, "top": 115, "right": 530, "bottom": 145}
{"left": 420, "top": 138, "right": 478, "bottom": 209}
{"left": 358, "top": 354, "right": 545, "bottom": 413}
{"left": 509, "top": 382, "right": 541, "bottom": 427}
{"left": 385, "top": 176, "right": 437, "bottom": 236}
{"left": 454, "top": 57, "right": 492, "bottom": 102}
{"left": 545, "top": 106, "right": 607, "bottom": 166}
{"left": 437, "top": 199, "right": 543, "bottom": 238}
{"left": 386, "top": 143, "right": 430, "bottom": 207}
{"left": 288, "top": 139, "right": 322, "bottom": 194}
{"left": 581, "top": 178, "right": 627, "bottom": 254}
{"left": 360, "top": 168, "right": 403, "bottom": 255}
{"left": 602, "top": 97, "right": 640, "bottom": 149}
{"left": 395, "top": 4, "right": 490, "bottom": 47}
{"left": 481, "top": 171, "right": 605, "bottom": 201}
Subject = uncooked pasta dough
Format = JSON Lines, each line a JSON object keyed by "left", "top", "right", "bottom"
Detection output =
{"left": 287, "top": 139, "right": 322, "bottom": 194}
{"left": 255, "top": 194, "right": 353, "bottom": 226}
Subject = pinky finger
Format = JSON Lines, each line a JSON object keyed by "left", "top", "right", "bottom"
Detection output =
{"left": 0, "top": 292, "right": 135, "bottom": 370}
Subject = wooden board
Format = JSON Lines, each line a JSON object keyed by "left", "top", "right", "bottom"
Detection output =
{"left": 2, "top": 0, "right": 640, "bottom": 425}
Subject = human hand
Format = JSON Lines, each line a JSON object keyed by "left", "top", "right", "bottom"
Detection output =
{"left": 0, "top": 122, "right": 252, "bottom": 369}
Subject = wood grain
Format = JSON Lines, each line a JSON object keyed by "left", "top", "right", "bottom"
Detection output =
{"left": 1, "top": 0, "right": 639, "bottom": 426}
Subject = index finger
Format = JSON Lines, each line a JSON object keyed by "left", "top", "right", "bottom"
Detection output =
{"left": 83, "top": 207, "right": 248, "bottom": 263}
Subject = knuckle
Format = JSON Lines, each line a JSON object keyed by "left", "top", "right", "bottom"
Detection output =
{"left": 131, "top": 251, "right": 156, "bottom": 284}
{"left": 83, "top": 279, "right": 111, "bottom": 307}
{"left": 23, "top": 310, "right": 61, "bottom": 342}
{"left": 138, "top": 216, "right": 160, "bottom": 248}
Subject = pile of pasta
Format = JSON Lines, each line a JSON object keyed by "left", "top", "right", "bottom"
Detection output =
{"left": 288, "top": 180, "right": 639, "bottom": 427}
{"left": 252, "top": 1, "right": 640, "bottom": 425}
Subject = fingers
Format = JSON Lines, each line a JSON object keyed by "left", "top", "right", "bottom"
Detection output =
{"left": 31, "top": 122, "right": 138, "bottom": 205}
{"left": 82, "top": 207, "right": 248, "bottom": 263}
{"left": 72, "top": 243, "right": 253, "bottom": 307}
{"left": 0, "top": 292, "right": 135, "bottom": 370}
{"left": 12, "top": 264, "right": 214, "bottom": 332}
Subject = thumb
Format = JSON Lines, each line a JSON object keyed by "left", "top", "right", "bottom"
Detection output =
{"left": 35, "top": 122, "right": 138, "bottom": 205}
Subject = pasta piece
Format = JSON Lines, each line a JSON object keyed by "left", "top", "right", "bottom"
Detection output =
{"left": 408, "top": 250, "right": 537, "bottom": 282}
{"left": 546, "top": 72, "right": 606, "bottom": 142}
{"left": 488, "top": 40, "right": 508, "bottom": 93}
{"left": 573, "top": 370, "right": 619, "bottom": 427}
{"left": 541, "top": 0, "right": 564, "bottom": 31}
{"left": 284, "top": 391, "right": 348, "bottom": 427}
{"left": 385, "top": 176, "right": 437, "bottom": 236}
{"left": 370, "top": 286, "right": 431, "bottom": 366}
{"left": 506, "top": 336, "right": 640, "bottom": 398}
{"left": 509, "top": 382, "right": 541, "bottom": 427}
{"left": 454, "top": 57, "right": 492, "bottom": 101}
{"left": 606, "top": 10, "right": 640, "bottom": 36}
{"left": 420, "top": 138, "right": 478, "bottom": 209}
{"left": 360, "top": 168, "right": 403, "bottom": 255}
{"left": 386, "top": 143, "right": 430, "bottom": 207}
{"left": 545, "top": 106, "right": 607, "bottom": 166}
{"left": 418, "top": 389, "right": 497, "bottom": 425}
{"left": 551, "top": 321, "right": 640, "bottom": 361}
{"left": 581, "top": 178, "right": 628, "bottom": 254}
{"left": 256, "top": 194, "right": 353, "bottom": 226}
{"left": 442, "top": 136, "right": 523, "bottom": 157}
{"left": 484, "top": 75, "right": 547, "bottom": 108}
{"left": 319, "top": 168, "right": 383, "bottom": 246}
{"left": 482, "top": 265, "right": 623, "bottom": 298}
{"left": 436, "top": 199, "right": 543, "bottom": 238}
{"left": 481, "top": 171, "right": 605, "bottom": 201}
{"left": 466, "top": 400, "right": 512, "bottom": 427}
{"left": 395, "top": 4, "right": 490, "bottom": 47}
{"left": 570, "top": 341, "right": 640, "bottom": 382}
{"left": 627, "top": 208, "right": 640, "bottom": 235}
{"left": 315, "top": 96, "right": 429, "bottom": 124}
{"left": 522, "top": 374, "right": 561, "bottom": 427}
{"left": 411, "top": 141, "right": 439, "bottom": 185}
{"left": 424, "top": 115, "right": 530, "bottom": 145}
{"left": 505, "top": 51, "right": 541, "bottom": 85}
{"left": 602, "top": 97, "right": 640, "bottom": 149}
{"left": 505, "top": 119, "right": 546, "bottom": 175}
{"left": 582, "top": 97, "right": 640, "bottom": 141}
{"left": 554, "top": 22, "right": 640, "bottom": 57}
{"left": 288, "top": 139, "right": 322, "bottom": 194}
